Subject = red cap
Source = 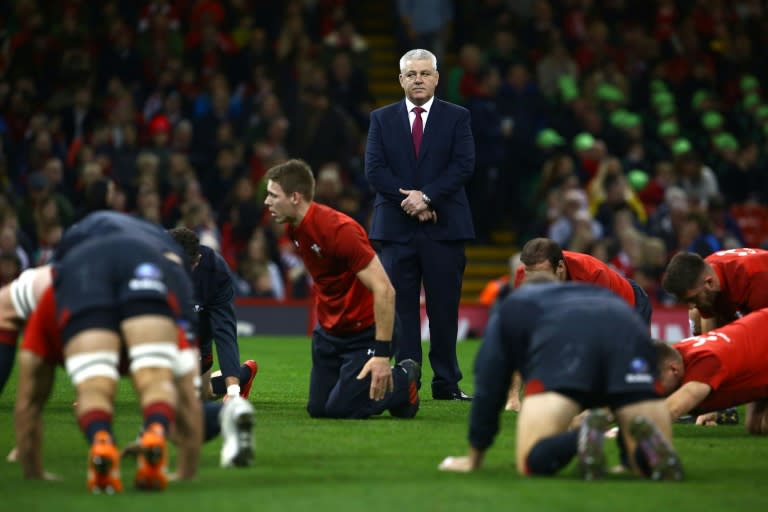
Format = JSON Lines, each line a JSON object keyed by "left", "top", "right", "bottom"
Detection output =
{"left": 149, "top": 115, "right": 170, "bottom": 134}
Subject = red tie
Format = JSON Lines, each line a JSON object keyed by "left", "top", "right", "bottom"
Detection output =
{"left": 412, "top": 106, "right": 424, "bottom": 157}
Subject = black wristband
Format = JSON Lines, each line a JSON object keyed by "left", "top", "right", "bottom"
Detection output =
{"left": 372, "top": 340, "right": 391, "bottom": 358}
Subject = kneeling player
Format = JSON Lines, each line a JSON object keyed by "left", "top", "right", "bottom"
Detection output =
{"left": 655, "top": 309, "right": 768, "bottom": 435}
{"left": 439, "top": 274, "right": 683, "bottom": 480}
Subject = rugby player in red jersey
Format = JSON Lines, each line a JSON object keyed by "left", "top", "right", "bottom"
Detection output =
{"left": 655, "top": 308, "right": 768, "bottom": 435}
{"left": 264, "top": 159, "right": 420, "bottom": 419}
{"left": 662, "top": 248, "right": 768, "bottom": 334}
{"left": 504, "top": 237, "right": 653, "bottom": 411}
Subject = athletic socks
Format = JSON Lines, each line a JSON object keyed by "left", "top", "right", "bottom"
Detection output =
{"left": 78, "top": 409, "right": 113, "bottom": 444}
{"left": 142, "top": 401, "right": 175, "bottom": 433}
{"left": 210, "top": 363, "right": 255, "bottom": 396}
{"left": 525, "top": 430, "right": 579, "bottom": 475}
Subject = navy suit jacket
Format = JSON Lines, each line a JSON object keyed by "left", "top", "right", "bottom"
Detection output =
{"left": 365, "top": 98, "right": 475, "bottom": 242}
{"left": 193, "top": 245, "right": 239, "bottom": 376}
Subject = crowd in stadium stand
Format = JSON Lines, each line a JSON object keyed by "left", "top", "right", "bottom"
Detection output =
{"left": 1, "top": 0, "right": 767, "bottom": 304}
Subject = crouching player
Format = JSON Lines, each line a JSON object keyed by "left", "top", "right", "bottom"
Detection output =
{"left": 15, "top": 284, "right": 255, "bottom": 490}
{"left": 30, "top": 233, "right": 200, "bottom": 492}
{"left": 655, "top": 308, "right": 768, "bottom": 434}
{"left": 439, "top": 273, "right": 683, "bottom": 480}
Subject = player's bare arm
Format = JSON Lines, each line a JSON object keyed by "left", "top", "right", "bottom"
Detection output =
{"left": 171, "top": 369, "right": 203, "bottom": 480}
{"left": 665, "top": 381, "right": 712, "bottom": 420}
{"left": 354, "top": 255, "right": 395, "bottom": 401}
{"left": 14, "top": 351, "right": 57, "bottom": 479}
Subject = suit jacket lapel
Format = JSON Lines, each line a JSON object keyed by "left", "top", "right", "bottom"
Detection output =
{"left": 418, "top": 99, "right": 440, "bottom": 162}
{"left": 398, "top": 100, "right": 417, "bottom": 165}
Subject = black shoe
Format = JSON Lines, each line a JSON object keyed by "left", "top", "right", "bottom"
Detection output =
{"left": 432, "top": 389, "right": 472, "bottom": 401}
{"left": 389, "top": 359, "right": 421, "bottom": 418}
{"left": 715, "top": 407, "right": 739, "bottom": 425}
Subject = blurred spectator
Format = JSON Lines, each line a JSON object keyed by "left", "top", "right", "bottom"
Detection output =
{"left": 237, "top": 228, "right": 285, "bottom": 300}
{"left": 396, "top": 0, "right": 454, "bottom": 65}
{"left": 323, "top": 18, "right": 369, "bottom": 68}
{"left": 547, "top": 188, "right": 603, "bottom": 250}
{"left": 314, "top": 163, "right": 344, "bottom": 210}
{"left": 0, "top": 253, "right": 21, "bottom": 286}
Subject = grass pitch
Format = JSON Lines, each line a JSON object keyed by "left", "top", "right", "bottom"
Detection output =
{"left": 0, "top": 336, "right": 765, "bottom": 511}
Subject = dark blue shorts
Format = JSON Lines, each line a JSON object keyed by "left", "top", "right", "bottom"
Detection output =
{"left": 54, "top": 234, "right": 193, "bottom": 344}
{"left": 521, "top": 312, "right": 660, "bottom": 409}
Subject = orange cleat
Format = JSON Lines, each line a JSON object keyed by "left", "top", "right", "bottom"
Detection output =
{"left": 87, "top": 431, "right": 123, "bottom": 494}
{"left": 134, "top": 423, "right": 168, "bottom": 490}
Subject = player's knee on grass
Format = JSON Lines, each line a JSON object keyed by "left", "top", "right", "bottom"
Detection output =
{"left": 523, "top": 430, "right": 579, "bottom": 476}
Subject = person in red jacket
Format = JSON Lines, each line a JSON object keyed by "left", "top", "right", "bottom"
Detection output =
{"left": 654, "top": 308, "right": 768, "bottom": 434}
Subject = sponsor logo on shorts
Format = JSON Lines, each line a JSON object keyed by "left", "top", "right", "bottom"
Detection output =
{"left": 129, "top": 278, "right": 167, "bottom": 293}
{"left": 135, "top": 263, "right": 163, "bottom": 280}
{"left": 130, "top": 262, "right": 167, "bottom": 292}
{"left": 625, "top": 357, "right": 652, "bottom": 383}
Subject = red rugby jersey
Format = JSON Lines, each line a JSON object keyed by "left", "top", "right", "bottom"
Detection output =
{"left": 675, "top": 308, "right": 768, "bottom": 412}
{"left": 514, "top": 250, "right": 635, "bottom": 306}
{"left": 287, "top": 203, "right": 376, "bottom": 336}
{"left": 704, "top": 248, "right": 768, "bottom": 321}
{"left": 21, "top": 286, "right": 63, "bottom": 364}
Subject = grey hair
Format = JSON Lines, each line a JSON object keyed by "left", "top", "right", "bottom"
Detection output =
{"left": 399, "top": 49, "right": 438, "bottom": 73}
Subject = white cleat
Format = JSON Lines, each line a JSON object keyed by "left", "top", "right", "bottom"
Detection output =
{"left": 219, "top": 396, "right": 255, "bottom": 468}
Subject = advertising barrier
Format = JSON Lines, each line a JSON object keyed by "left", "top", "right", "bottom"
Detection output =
{"left": 235, "top": 299, "right": 691, "bottom": 341}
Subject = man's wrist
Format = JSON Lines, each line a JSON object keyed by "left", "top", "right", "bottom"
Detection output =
{"left": 372, "top": 340, "right": 391, "bottom": 358}
{"left": 421, "top": 192, "right": 432, "bottom": 209}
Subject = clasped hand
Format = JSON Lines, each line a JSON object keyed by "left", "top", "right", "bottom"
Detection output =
{"left": 399, "top": 188, "right": 437, "bottom": 223}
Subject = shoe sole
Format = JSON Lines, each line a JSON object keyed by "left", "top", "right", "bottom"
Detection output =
{"left": 135, "top": 445, "right": 167, "bottom": 490}
{"left": 630, "top": 417, "right": 684, "bottom": 481}
{"left": 89, "top": 454, "right": 121, "bottom": 494}
{"left": 232, "top": 412, "right": 254, "bottom": 467}
{"left": 578, "top": 410, "right": 610, "bottom": 480}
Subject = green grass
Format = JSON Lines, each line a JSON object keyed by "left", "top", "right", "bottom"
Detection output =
{"left": 0, "top": 337, "right": 765, "bottom": 511}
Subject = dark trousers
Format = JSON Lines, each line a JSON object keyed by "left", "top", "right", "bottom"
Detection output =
{"left": 379, "top": 231, "right": 465, "bottom": 393}
{"left": 307, "top": 325, "right": 408, "bottom": 419}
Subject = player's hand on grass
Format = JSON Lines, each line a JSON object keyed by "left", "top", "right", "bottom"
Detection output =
{"left": 438, "top": 456, "right": 475, "bottom": 473}
{"left": 695, "top": 412, "right": 719, "bottom": 426}
{"left": 357, "top": 356, "right": 393, "bottom": 401}
{"left": 505, "top": 396, "right": 520, "bottom": 412}
{"left": 6, "top": 446, "right": 17, "bottom": 462}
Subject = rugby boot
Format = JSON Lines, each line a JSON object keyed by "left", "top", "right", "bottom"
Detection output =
{"left": 239, "top": 360, "right": 259, "bottom": 399}
{"left": 87, "top": 431, "right": 123, "bottom": 494}
{"left": 577, "top": 409, "right": 610, "bottom": 480}
{"left": 135, "top": 422, "right": 168, "bottom": 490}
{"left": 630, "top": 416, "right": 684, "bottom": 481}
{"left": 389, "top": 359, "right": 421, "bottom": 418}
{"left": 219, "top": 396, "right": 255, "bottom": 467}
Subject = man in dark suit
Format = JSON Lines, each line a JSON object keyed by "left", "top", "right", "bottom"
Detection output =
{"left": 365, "top": 48, "right": 475, "bottom": 401}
